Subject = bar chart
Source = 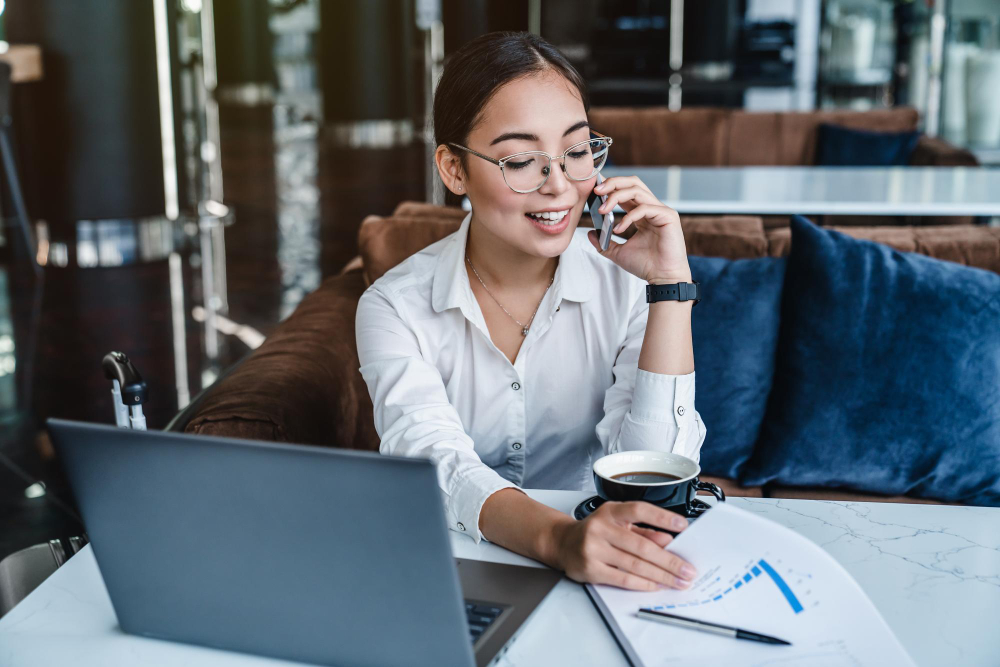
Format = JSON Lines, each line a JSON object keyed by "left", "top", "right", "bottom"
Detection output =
{"left": 650, "top": 557, "right": 808, "bottom": 614}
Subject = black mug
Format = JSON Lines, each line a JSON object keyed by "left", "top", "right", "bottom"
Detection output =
{"left": 593, "top": 450, "right": 725, "bottom": 519}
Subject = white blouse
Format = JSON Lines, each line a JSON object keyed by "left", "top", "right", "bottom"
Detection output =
{"left": 356, "top": 211, "right": 706, "bottom": 543}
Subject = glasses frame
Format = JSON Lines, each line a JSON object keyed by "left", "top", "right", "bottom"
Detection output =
{"left": 448, "top": 130, "right": 613, "bottom": 194}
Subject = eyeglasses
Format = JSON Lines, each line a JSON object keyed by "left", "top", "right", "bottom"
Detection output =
{"left": 448, "top": 130, "right": 613, "bottom": 194}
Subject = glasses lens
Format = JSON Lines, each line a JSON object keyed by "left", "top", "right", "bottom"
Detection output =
{"left": 502, "top": 153, "right": 550, "bottom": 193}
{"left": 565, "top": 139, "right": 609, "bottom": 181}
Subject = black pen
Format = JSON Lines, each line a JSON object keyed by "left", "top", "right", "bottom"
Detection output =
{"left": 637, "top": 608, "right": 792, "bottom": 646}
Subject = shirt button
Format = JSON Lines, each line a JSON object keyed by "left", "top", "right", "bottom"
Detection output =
{"left": 511, "top": 382, "right": 521, "bottom": 391}
{"left": 457, "top": 522, "right": 466, "bottom": 531}
{"left": 677, "top": 406, "right": 686, "bottom": 416}
{"left": 512, "top": 442, "right": 522, "bottom": 451}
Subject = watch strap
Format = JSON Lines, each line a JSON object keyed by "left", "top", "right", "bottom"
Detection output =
{"left": 646, "top": 281, "right": 700, "bottom": 305}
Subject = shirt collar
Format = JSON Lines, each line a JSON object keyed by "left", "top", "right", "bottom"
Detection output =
{"left": 432, "top": 210, "right": 595, "bottom": 314}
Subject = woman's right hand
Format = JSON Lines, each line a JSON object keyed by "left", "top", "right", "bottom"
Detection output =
{"left": 548, "top": 501, "right": 698, "bottom": 591}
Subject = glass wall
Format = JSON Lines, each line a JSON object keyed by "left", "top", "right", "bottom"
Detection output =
{"left": 815, "top": 0, "right": 1000, "bottom": 162}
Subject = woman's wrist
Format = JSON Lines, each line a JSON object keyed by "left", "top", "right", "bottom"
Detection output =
{"left": 536, "top": 511, "right": 576, "bottom": 569}
{"left": 480, "top": 488, "right": 574, "bottom": 568}
{"left": 647, "top": 272, "right": 693, "bottom": 285}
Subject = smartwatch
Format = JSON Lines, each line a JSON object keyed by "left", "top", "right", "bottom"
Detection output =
{"left": 646, "top": 281, "right": 701, "bottom": 306}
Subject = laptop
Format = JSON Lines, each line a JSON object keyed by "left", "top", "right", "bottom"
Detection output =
{"left": 47, "top": 419, "right": 561, "bottom": 667}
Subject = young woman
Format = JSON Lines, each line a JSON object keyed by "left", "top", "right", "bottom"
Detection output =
{"left": 356, "top": 32, "right": 706, "bottom": 592}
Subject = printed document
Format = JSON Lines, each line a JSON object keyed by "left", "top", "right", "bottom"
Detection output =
{"left": 587, "top": 503, "right": 915, "bottom": 666}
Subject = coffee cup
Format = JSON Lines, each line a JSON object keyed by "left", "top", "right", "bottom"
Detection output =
{"left": 593, "top": 450, "right": 725, "bottom": 517}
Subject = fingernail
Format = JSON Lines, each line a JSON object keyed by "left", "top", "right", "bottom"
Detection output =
{"left": 681, "top": 565, "right": 697, "bottom": 579}
{"left": 673, "top": 516, "right": 688, "bottom": 530}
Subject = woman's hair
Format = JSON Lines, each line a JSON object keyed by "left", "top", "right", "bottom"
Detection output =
{"left": 433, "top": 31, "right": 589, "bottom": 174}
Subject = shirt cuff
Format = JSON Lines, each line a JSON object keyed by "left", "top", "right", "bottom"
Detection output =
{"left": 630, "top": 369, "right": 697, "bottom": 427}
{"left": 449, "top": 465, "right": 519, "bottom": 544}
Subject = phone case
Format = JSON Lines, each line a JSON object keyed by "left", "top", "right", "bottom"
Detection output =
{"left": 589, "top": 173, "right": 614, "bottom": 251}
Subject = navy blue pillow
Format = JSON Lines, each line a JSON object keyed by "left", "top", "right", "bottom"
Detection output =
{"left": 741, "top": 216, "right": 1000, "bottom": 506}
{"left": 689, "top": 255, "right": 786, "bottom": 480}
{"left": 816, "top": 123, "right": 920, "bottom": 166}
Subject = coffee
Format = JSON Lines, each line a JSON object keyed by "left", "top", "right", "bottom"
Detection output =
{"left": 593, "top": 451, "right": 725, "bottom": 516}
{"left": 610, "top": 471, "right": 683, "bottom": 484}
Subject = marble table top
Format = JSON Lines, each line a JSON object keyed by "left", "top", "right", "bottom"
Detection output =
{"left": 602, "top": 166, "right": 1000, "bottom": 216}
{"left": 1, "top": 490, "right": 997, "bottom": 666}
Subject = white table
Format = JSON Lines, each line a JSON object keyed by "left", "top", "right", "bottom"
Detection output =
{"left": 1, "top": 491, "right": 998, "bottom": 666}
{"left": 602, "top": 166, "right": 1000, "bottom": 217}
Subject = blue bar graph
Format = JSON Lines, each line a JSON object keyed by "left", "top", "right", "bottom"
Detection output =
{"left": 652, "top": 557, "right": 806, "bottom": 615}
{"left": 758, "top": 559, "right": 804, "bottom": 614}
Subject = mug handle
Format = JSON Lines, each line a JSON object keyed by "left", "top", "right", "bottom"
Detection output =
{"left": 694, "top": 479, "right": 725, "bottom": 503}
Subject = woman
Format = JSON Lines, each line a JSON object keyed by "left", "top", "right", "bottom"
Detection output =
{"left": 356, "top": 32, "right": 706, "bottom": 592}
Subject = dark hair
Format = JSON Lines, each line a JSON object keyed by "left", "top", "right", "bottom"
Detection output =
{"left": 433, "top": 31, "right": 589, "bottom": 174}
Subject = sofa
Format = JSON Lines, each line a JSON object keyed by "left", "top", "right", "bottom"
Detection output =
{"left": 586, "top": 106, "right": 979, "bottom": 227}
{"left": 182, "top": 201, "right": 1000, "bottom": 505}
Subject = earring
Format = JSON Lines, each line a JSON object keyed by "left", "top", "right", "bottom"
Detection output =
{"left": 457, "top": 184, "right": 463, "bottom": 191}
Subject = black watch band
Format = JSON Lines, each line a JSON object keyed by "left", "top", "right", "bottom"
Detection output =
{"left": 646, "top": 281, "right": 701, "bottom": 306}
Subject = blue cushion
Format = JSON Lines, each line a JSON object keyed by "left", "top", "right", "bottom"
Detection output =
{"left": 815, "top": 123, "right": 920, "bottom": 166}
{"left": 689, "top": 255, "right": 786, "bottom": 480}
{"left": 740, "top": 216, "right": 1000, "bottom": 506}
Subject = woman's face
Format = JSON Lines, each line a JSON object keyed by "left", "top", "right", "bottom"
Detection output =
{"left": 456, "top": 70, "right": 594, "bottom": 259}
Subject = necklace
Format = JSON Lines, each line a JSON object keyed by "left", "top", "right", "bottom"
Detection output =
{"left": 466, "top": 254, "right": 554, "bottom": 336}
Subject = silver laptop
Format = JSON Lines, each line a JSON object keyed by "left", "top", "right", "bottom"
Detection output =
{"left": 47, "top": 419, "right": 561, "bottom": 667}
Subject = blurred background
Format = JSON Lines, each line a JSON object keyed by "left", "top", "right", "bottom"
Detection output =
{"left": 1, "top": 0, "right": 999, "bottom": 563}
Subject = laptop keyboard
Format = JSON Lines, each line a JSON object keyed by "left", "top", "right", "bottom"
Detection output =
{"left": 465, "top": 600, "right": 504, "bottom": 643}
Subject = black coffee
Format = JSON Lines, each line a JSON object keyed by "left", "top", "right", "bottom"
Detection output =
{"left": 611, "top": 471, "right": 683, "bottom": 484}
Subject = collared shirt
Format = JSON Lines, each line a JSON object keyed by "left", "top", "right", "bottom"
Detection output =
{"left": 355, "top": 211, "right": 706, "bottom": 542}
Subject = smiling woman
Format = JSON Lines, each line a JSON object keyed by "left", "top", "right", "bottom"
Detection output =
{"left": 355, "top": 31, "right": 706, "bottom": 593}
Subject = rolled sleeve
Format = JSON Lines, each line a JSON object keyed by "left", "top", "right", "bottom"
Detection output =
{"left": 622, "top": 369, "right": 706, "bottom": 463}
{"left": 450, "top": 467, "right": 520, "bottom": 543}
{"left": 630, "top": 368, "right": 694, "bottom": 422}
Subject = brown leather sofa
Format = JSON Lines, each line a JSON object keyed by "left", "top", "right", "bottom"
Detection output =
{"left": 587, "top": 106, "right": 979, "bottom": 227}
{"left": 182, "top": 202, "right": 1000, "bottom": 505}
{"left": 587, "top": 106, "right": 975, "bottom": 168}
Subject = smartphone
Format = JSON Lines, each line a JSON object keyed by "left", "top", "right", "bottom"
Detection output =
{"left": 589, "top": 172, "right": 614, "bottom": 252}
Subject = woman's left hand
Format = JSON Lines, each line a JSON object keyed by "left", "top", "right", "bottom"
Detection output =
{"left": 587, "top": 175, "right": 692, "bottom": 284}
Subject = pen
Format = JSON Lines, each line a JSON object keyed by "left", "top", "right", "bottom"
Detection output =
{"left": 637, "top": 608, "right": 792, "bottom": 646}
